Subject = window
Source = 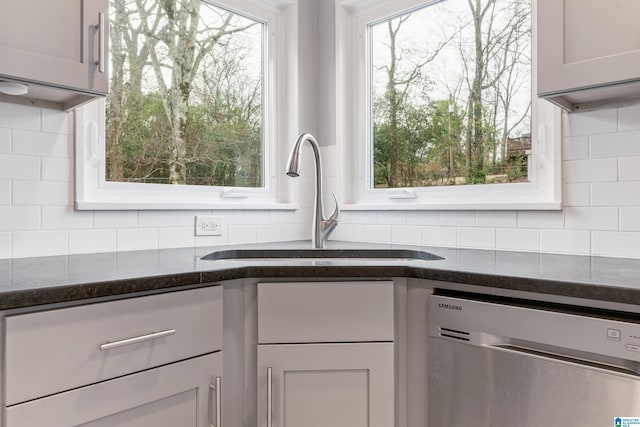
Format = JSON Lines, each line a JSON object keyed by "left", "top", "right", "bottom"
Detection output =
{"left": 336, "top": 0, "right": 562, "bottom": 210}
{"left": 76, "top": 0, "right": 298, "bottom": 210}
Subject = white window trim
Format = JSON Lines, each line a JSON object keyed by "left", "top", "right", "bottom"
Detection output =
{"left": 75, "top": 0, "right": 299, "bottom": 210}
{"left": 335, "top": 0, "right": 562, "bottom": 211}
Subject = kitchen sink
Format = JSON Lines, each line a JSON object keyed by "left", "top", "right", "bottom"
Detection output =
{"left": 200, "top": 248, "right": 444, "bottom": 261}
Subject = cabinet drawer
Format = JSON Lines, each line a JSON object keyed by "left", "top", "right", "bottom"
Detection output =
{"left": 258, "top": 281, "right": 394, "bottom": 344}
{"left": 5, "top": 286, "right": 222, "bottom": 406}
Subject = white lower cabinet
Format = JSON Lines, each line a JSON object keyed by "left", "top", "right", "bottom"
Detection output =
{"left": 6, "top": 351, "right": 222, "bottom": 427}
{"left": 257, "top": 281, "right": 396, "bottom": 427}
{"left": 257, "top": 343, "right": 394, "bottom": 427}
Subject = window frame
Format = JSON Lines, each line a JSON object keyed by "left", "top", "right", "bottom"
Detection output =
{"left": 75, "top": 0, "right": 298, "bottom": 210}
{"left": 335, "top": 0, "right": 562, "bottom": 211}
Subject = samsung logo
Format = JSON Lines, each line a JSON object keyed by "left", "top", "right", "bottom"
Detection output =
{"left": 438, "top": 303, "right": 463, "bottom": 311}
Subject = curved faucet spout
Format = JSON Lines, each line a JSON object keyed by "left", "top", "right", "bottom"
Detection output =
{"left": 286, "top": 133, "right": 340, "bottom": 248}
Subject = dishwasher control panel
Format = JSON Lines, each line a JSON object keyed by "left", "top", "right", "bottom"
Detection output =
{"left": 429, "top": 295, "right": 640, "bottom": 364}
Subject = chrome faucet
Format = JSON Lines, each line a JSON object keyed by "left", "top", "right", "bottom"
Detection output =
{"left": 286, "top": 133, "right": 340, "bottom": 248}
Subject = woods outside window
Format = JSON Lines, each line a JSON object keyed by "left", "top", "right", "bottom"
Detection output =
{"left": 76, "top": 0, "right": 295, "bottom": 210}
{"left": 337, "top": 0, "right": 561, "bottom": 210}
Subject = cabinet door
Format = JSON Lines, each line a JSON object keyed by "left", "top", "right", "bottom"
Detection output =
{"left": 6, "top": 352, "right": 222, "bottom": 427}
{"left": 0, "top": 0, "right": 108, "bottom": 95}
{"left": 538, "top": 0, "right": 640, "bottom": 105}
{"left": 258, "top": 343, "right": 394, "bottom": 427}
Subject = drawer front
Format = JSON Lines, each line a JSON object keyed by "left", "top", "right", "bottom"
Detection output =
{"left": 258, "top": 281, "right": 394, "bottom": 344}
{"left": 5, "top": 286, "right": 222, "bottom": 405}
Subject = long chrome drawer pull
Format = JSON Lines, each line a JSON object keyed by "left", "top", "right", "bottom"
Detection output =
{"left": 96, "top": 12, "right": 105, "bottom": 73}
{"left": 267, "top": 367, "right": 273, "bottom": 427}
{"left": 99, "top": 329, "right": 176, "bottom": 351}
{"left": 209, "top": 377, "right": 222, "bottom": 427}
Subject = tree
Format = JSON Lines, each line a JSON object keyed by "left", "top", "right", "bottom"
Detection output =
{"left": 106, "top": 0, "right": 263, "bottom": 187}
{"left": 373, "top": 14, "right": 451, "bottom": 187}
{"left": 462, "top": 0, "right": 531, "bottom": 183}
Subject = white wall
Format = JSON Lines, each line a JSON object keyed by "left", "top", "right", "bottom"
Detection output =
{"left": 332, "top": 105, "right": 640, "bottom": 258}
{"left": 2, "top": 101, "right": 640, "bottom": 259}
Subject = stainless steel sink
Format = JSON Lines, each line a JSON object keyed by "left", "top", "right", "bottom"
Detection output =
{"left": 200, "top": 248, "right": 444, "bottom": 261}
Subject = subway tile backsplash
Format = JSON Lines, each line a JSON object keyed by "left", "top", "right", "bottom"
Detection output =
{"left": 3, "top": 101, "right": 640, "bottom": 258}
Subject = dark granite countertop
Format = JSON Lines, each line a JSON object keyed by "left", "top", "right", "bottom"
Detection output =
{"left": 1, "top": 241, "right": 640, "bottom": 311}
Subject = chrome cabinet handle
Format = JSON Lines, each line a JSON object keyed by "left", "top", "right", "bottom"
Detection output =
{"left": 267, "top": 367, "right": 273, "bottom": 427}
{"left": 210, "top": 377, "right": 222, "bottom": 427}
{"left": 99, "top": 329, "right": 176, "bottom": 351}
{"left": 96, "top": 12, "right": 105, "bottom": 73}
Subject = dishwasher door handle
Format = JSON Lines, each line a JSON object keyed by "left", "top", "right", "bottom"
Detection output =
{"left": 489, "top": 343, "right": 640, "bottom": 378}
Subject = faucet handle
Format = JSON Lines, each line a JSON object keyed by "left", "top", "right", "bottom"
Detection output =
{"left": 328, "top": 192, "right": 340, "bottom": 223}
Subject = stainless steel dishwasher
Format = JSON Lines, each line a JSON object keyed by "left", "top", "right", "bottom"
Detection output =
{"left": 428, "top": 293, "right": 640, "bottom": 426}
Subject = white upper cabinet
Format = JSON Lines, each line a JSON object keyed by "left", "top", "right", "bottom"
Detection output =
{"left": 0, "top": 0, "right": 108, "bottom": 110}
{"left": 537, "top": 0, "right": 640, "bottom": 111}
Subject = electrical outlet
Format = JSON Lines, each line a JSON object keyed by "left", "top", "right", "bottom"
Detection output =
{"left": 195, "top": 216, "right": 223, "bottom": 236}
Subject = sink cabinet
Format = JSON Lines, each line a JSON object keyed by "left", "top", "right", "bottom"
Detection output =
{"left": 537, "top": 0, "right": 640, "bottom": 111}
{"left": 0, "top": 0, "right": 109, "bottom": 109}
{"left": 256, "top": 281, "right": 395, "bottom": 427}
{"left": 3, "top": 286, "right": 223, "bottom": 427}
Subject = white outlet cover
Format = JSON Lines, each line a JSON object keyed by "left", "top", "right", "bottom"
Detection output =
{"left": 195, "top": 216, "right": 223, "bottom": 236}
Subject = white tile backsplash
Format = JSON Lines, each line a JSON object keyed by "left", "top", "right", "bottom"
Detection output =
{"left": 476, "top": 211, "right": 517, "bottom": 228}
{"left": 138, "top": 210, "right": 178, "bottom": 227}
{"left": 439, "top": 211, "right": 476, "bottom": 227}
{"left": 496, "top": 228, "right": 540, "bottom": 252}
{"left": 13, "top": 230, "right": 68, "bottom": 257}
{"left": 391, "top": 225, "right": 422, "bottom": 245}
{"left": 0, "top": 206, "right": 40, "bottom": 231}
{"left": 0, "top": 233, "right": 10, "bottom": 258}
{"left": 41, "top": 157, "right": 72, "bottom": 182}
{"left": 564, "top": 207, "right": 618, "bottom": 231}
{"left": 94, "top": 211, "right": 138, "bottom": 229}
{"left": 567, "top": 108, "right": 617, "bottom": 136}
{"left": 0, "top": 154, "right": 40, "bottom": 180}
{"left": 590, "top": 131, "right": 640, "bottom": 159}
{"left": 69, "top": 229, "right": 116, "bottom": 254}
{"left": 117, "top": 228, "right": 159, "bottom": 251}
{"left": 422, "top": 226, "right": 457, "bottom": 247}
{"left": 592, "top": 231, "right": 640, "bottom": 258}
{"left": 618, "top": 156, "right": 640, "bottom": 181}
{"left": 12, "top": 130, "right": 72, "bottom": 158}
{"left": 0, "top": 103, "right": 40, "bottom": 131}
{"left": 517, "top": 211, "right": 564, "bottom": 229}
{"left": 563, "top": 183, "right": 590, "bottom": 207}
{"left": 0, "top": 128, "right": 10, "bottom": 153}
{"left": 159, "top": 227, "right": 195, "bottom": 249}
{"left": 540, "top": 229, "right": 591, "bottom": 255}
{"left": 563, "top": 158, "right": 617, "bottom": 183}
{"left": 363, "top": 224, "right": 392, "bottom": 243}
{"left": 12, "top": 181, "right": 71, "bottom": 205}
{"left": 42, "top": 206, "right": 92, "bottom": 230}
{"left": 620, "top": 207, "right": 640, "bottom": 231}
{"left": 4, "top": 102, "right": 640, "bottom": 258}
{"left": 0, "top": 181, "right": 11, "bottom": 205}
{"left": 457, "top": 227, "right": 496, "bottom": 249}
{"left": 562, "top": 136, "right": 589, "bottom": 161}
{"left": 592, "top": 182, "right": 640, "bottom": 206}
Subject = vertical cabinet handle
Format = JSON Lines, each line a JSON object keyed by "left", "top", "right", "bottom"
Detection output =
{"left": 96, "top": 12, "right": 105, "bottom": 73}
{"left": 210, "top": 377, "right": 222, "bottom": 427}
{"left": 267, "top": 367, "right": 273, "bottom": 427}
